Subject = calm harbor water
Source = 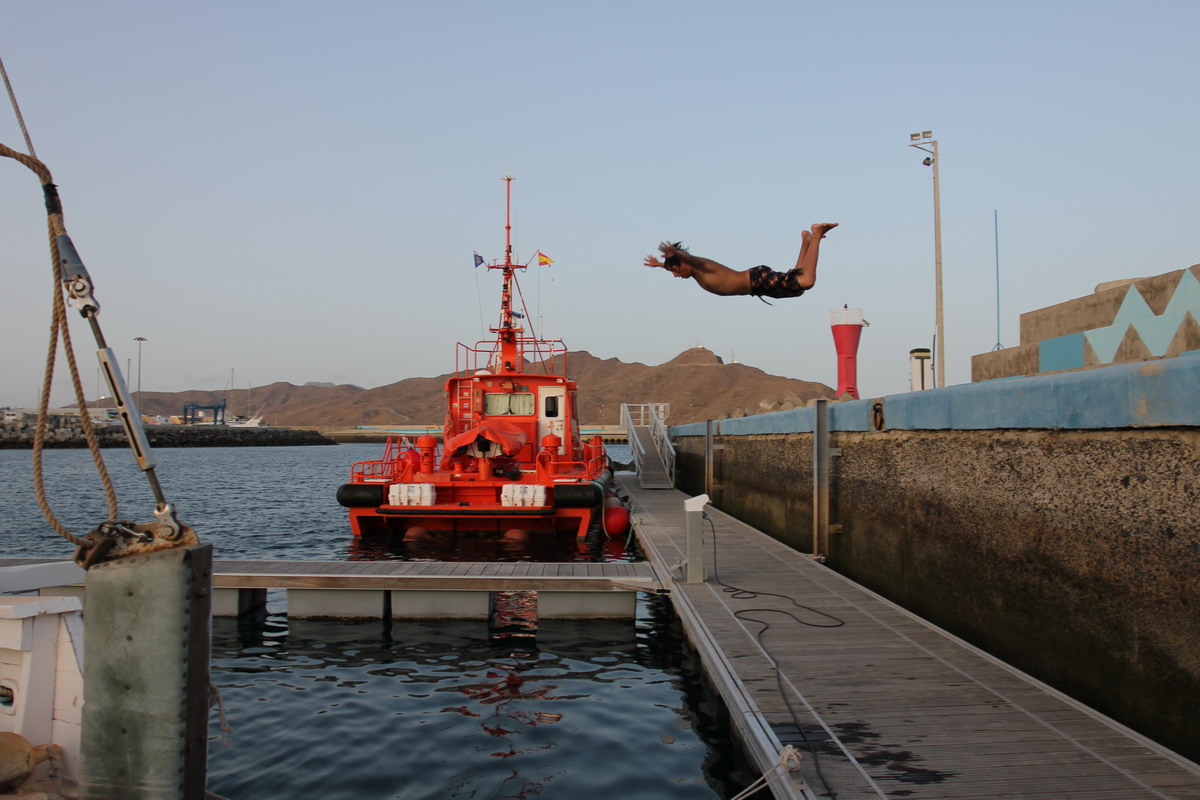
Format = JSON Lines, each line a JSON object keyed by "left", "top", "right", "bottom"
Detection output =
{"left": 0, "top": 443, "right": 752, "bottom": 799}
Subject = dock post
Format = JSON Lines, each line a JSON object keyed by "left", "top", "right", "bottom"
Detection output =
{"left": 812, "top": 399, "right": 829, "bottom": 558}
{"left": 78, "top": 545, "right": 211, "bottom": 800}
{"left": 704, "top": 420, "right": 724, "bottom": 498}
{"left": 684, "top": 494, "right": 710, "bottom": 584}
{"left": 705, "top": 420, "right": 714, "bottom": 497}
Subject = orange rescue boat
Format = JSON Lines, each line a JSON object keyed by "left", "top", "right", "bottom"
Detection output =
{"left": 337, "top": 178, "right": 624, "bottom": 539}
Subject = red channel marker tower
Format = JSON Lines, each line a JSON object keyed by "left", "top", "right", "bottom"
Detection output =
{"left": 831, "top": 306, "right": 868, "bottom": 399}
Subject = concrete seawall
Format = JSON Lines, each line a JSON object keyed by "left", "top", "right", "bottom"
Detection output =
{"left": 0, "top": 424, "right": 337, "bottom": 448}
{"left": 670, "top": 355, "right": 1200, "bottom": 761}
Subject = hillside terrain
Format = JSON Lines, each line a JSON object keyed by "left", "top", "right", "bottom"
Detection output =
{"left": 124, "top": 347, "right": 834, "bottom": 427}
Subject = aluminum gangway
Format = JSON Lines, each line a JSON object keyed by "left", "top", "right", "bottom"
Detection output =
{"left": 620, "top": 403, "right": 675, "bottom": 489}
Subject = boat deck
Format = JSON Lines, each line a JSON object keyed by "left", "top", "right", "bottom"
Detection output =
{"left": 618, "top": 475, "right": 1200, "bottom": 800}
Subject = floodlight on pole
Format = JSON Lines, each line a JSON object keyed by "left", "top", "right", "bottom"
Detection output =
{"left": 134, "top": 336, "right": 147, "bottom": 409}
{"left": 907, "top": 130, "right": 945, "bottom": 388}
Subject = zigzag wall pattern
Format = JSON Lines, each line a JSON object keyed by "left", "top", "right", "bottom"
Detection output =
{"left": 1039, "top": 269, "right": 1200, "bottom": 373}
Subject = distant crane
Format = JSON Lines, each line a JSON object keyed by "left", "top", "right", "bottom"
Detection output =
{"left": 182, "top": 401, "right": 226, "bottom": 425}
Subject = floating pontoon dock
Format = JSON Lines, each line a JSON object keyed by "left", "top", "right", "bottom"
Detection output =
{"left": 618, "top": 474, "right": 1200, "bottom": 800}
{"left": 0, "top": 558, "right": 661, "bottom": 620}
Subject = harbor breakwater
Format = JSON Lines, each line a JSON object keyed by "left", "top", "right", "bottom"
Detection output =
{"left": 0, "top": 423, "right": 336, "bottom": 448}
{"left": 671, "top": 355, "right": 1200, "bottom": 762}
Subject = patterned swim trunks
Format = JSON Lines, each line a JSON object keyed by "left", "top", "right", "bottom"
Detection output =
{"left": 748, "top": 265, "right": 807, "bottom": 299}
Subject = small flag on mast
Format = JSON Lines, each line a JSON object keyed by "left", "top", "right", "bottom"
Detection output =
{"left": 473, "top": 252, "right": 484, "bottom": 268}
{"left": 536, "top": 251, "right": 553, "bottom": 267}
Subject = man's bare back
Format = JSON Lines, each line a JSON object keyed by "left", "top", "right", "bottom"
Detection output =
{"left": 644, "top": 223, "right": 837, "bottom": 298}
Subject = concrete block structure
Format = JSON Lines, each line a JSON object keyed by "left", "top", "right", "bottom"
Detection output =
{"left": 972, "top": 263, "right": 1200, "bottom": 380}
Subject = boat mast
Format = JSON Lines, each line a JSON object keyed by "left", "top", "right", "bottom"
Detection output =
{"left": 490, "top": 175, "right": 522, "bottom": 373}
{"left": 504, "top": 174, "right": 513, "bottom": 265}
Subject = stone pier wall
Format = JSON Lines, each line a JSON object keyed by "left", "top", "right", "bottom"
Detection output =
{"left": 0, "top": 423, "right": 336, "bottom": 448}
{"left": 670, "top": 355, "right": 1200, "bottom": 761}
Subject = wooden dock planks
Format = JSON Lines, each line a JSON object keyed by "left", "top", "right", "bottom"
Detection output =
{"left": 618, "top": 475, "right": 1200, "bottom": 800}
{"left": 0, "top": 558, "right": 659, "bottom": 595}
{"left": 208, "top": 558, "right": 660, "bottom": 594}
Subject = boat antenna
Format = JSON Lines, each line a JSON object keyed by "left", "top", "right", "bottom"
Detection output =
{"left": 504, "top": 174, "right": 513, "bottom": 266}
{"left": 992, "top": 209, "right": 1004, "bottom": 351}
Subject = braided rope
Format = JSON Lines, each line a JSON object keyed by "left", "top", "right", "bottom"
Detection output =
{"left": 0, "top": 141, "right": 49, "bottom": 181}
{"left": 728, "top": 745, "right": 804, "bottom": 800}
{"left": 4, "top": 143, "right": 119, "bottom": 545}
{"left": 0, "top": 56, "right": 37, "bottom": 157}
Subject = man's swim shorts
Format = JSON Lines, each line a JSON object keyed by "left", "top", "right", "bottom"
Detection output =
{"left": 748, "top": 265, "right": 807, "bottom": 299}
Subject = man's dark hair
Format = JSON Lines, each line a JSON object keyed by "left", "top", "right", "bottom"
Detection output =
{"left": 664, "top": 241, "right": 687, "bottom": 268}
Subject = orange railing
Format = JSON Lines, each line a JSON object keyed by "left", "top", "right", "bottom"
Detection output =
{"left": 455, "top": 337, "right": 569, "bottom": 378}
{"left": 533, "top": 437, "right": 608, "bottom": 482}
{"left": 349, "top": 435, "right": 431, "bottom": 483}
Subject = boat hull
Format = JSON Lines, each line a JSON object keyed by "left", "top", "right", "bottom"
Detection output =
{"left": 346, "top": 502, "right": 596, "bottom": 538}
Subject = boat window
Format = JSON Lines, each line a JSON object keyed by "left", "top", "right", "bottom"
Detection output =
{"left": 544, "top": 395, "right": 560, "bottom": 418}
{"left": 484, "top": 392, "right": 534, "bottom": 416}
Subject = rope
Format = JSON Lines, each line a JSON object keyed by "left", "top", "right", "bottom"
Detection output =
{"left": 0, "top": 57, "right": 36, "bottom": 156}
{"left": 707, "top": 513, "right": 843, "bottom": 798}
{"left": 1, "top": 141, "right": 119, "bottom": 545}
{"left": 209, "top": 684, "right": 234, "bottom": 748}
{"left": 728, "top": 745, "right": 803, "bottom": 800}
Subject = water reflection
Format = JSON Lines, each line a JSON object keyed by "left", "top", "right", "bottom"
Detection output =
{"left": 208, "top": 598, "right": 751, "bottom": 799}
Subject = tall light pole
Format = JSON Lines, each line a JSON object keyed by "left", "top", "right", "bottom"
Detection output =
{"left": 908, "top": 131, "right": 945, "bottom": 388}
{"left": 134, "top": 336, "right": 147, "bottom": 410}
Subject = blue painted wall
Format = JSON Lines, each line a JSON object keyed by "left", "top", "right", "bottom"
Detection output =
{"left": 671, "top": 353, "right": 1200, "bottom": 435}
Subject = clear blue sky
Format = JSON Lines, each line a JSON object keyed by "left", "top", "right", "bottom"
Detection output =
{"left": 2, "top": 1, "right": 1196, "bottom": 409}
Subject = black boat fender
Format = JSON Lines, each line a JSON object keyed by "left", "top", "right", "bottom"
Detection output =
{"left": 336, "top": 483, "right": 386, "bottom": 508}
{"left": 552, "top": 469, "right": 612, "bottom": 508}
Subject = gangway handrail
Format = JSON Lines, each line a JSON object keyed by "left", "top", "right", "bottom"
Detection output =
{"left": 620, "top": 403, "right": 675, "bottom": 485}
{"left": 620, "top": 403, "right": 647, "bottom": 476}
{"left": 646, "top": 404, "right": 675, "bottom": 483}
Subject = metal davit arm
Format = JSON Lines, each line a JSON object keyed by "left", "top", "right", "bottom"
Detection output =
{"left": 57, "top": 221, "right": 198, "bottom": 567}
{"left": 3, "top": 128, "right": 211, "bottom": 799}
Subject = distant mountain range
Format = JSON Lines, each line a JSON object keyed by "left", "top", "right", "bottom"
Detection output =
{"left": 119, "top": 347, "right": 834, "bottom": 428}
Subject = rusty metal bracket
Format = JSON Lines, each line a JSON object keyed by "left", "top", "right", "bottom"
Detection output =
{"left": 73, "top": 515, "right": 200, "bottom": 569}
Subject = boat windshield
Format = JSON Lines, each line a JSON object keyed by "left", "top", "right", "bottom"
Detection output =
{"left": 483, "top": 392, "right": 535, "bottom": 416}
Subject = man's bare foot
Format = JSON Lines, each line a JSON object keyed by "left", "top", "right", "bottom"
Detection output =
{"left": 811, "top": 222, "right": 839, "bottom": 239}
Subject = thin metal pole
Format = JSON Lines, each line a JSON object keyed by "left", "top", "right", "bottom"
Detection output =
{"left": 135, "top": 336, "right": 146, "bottom": 409}
{"left": 504, "top": 175, "right": 512, "bottom": 263}
{"left": 932, "top": 140, "right": 945, "bottom": 388}
{"left": 993, "top": 211, "right": 1003, "bottom": 351}
{"left": 812, "top": 399, "right": 829, "bottom": 558}
{"left": 704, "top": 421, "right": 712, "bottom": 495}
